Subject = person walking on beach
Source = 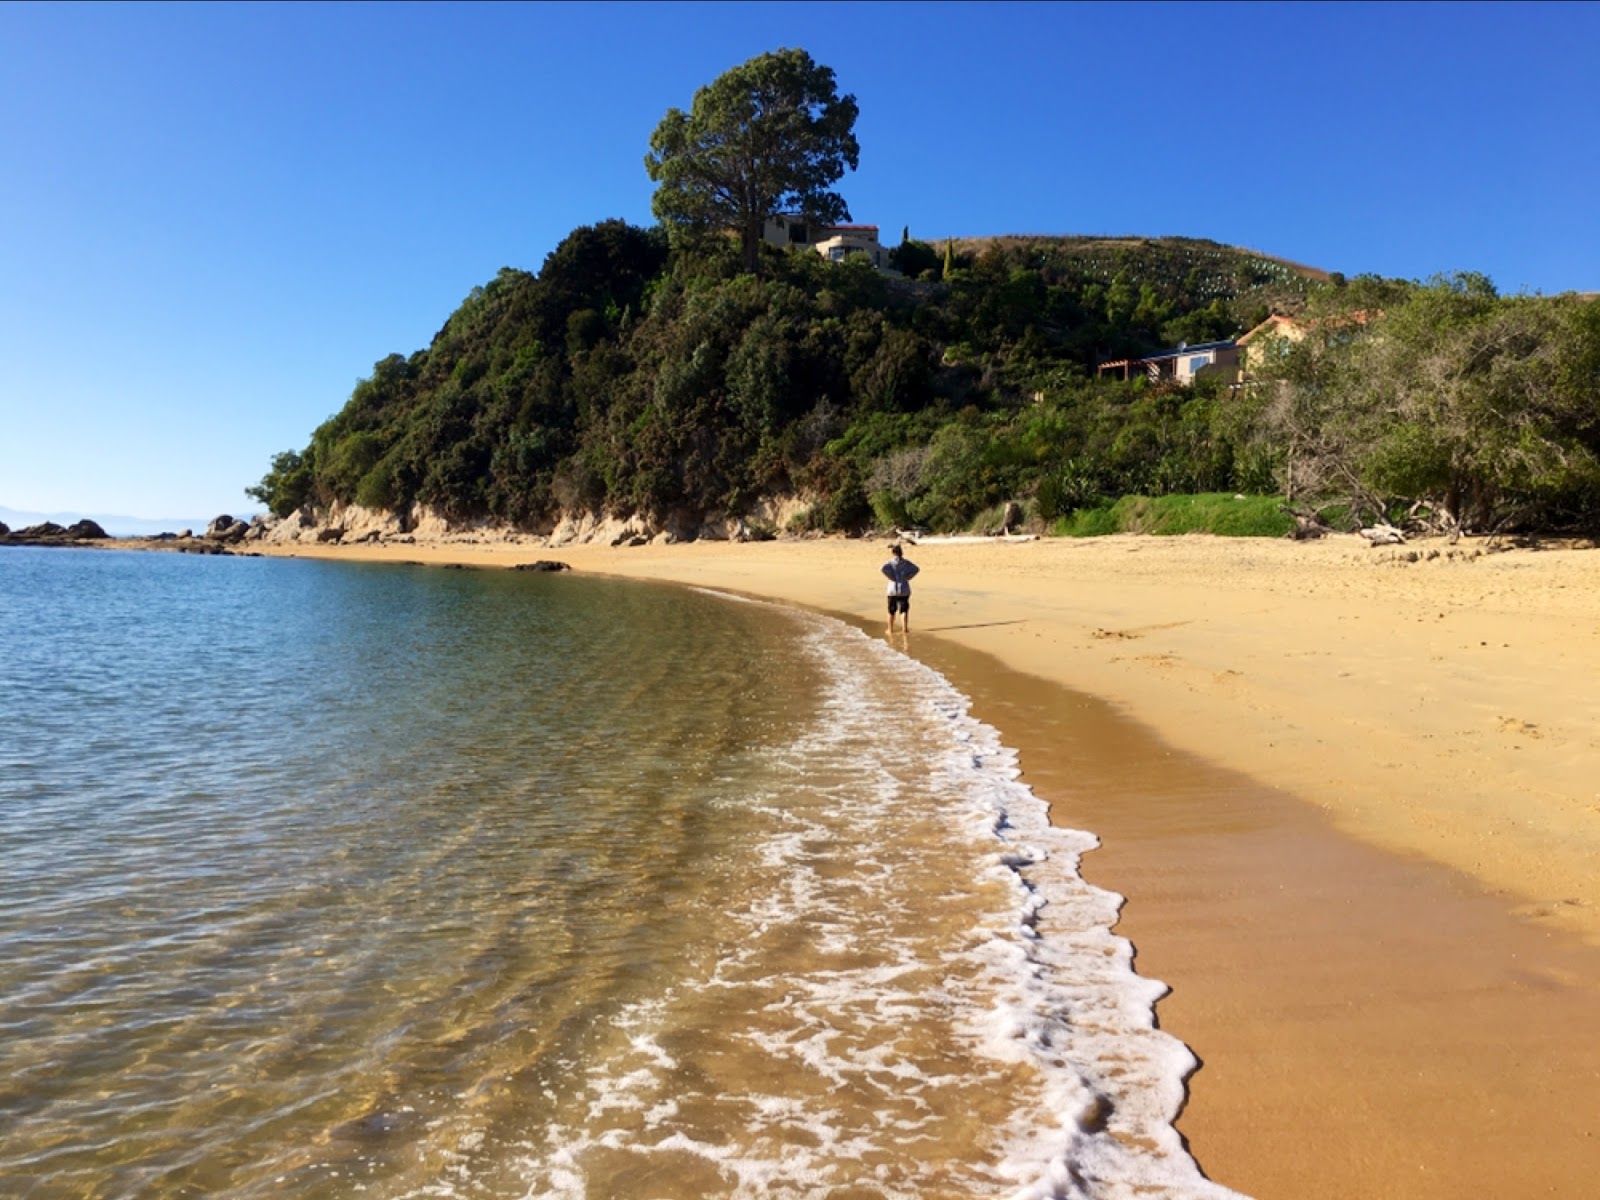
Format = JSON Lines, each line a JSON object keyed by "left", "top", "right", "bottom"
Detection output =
{"left": 881, "top": 544, "right": 920, "bottom": 633}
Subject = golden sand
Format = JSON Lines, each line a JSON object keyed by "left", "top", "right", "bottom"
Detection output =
{"left": 259, "top": 532, "right": 1600, "bottom": 1198}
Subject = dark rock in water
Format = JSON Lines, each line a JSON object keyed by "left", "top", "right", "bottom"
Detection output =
{"left": 66, "top": 519, "right": 109, "bottom": 540}
{"left": 18, "top": 522, "right": 67, "bottom": 539}
{"left": 0, "top": 521, "right": 9, "bottom": 537}
{"left": 329, "top": 1107, "right": 422, "bottom": 1141}
{"left": 178, "top": 541, "right": 230, "bottom": 555}
{"left": 512, "top": 560, "right": 571, "bottom": 572}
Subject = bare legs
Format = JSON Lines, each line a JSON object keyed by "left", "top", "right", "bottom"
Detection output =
{"left": 887, "top": 600, "right": 910, "bottom": 635}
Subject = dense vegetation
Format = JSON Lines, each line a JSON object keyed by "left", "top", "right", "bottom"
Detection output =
{"left": 248, "top": 225, "right": 1600, "bottom": 537}
{"left": 249, "top": 224, "right": 1305, "bottom": 530}
{"left": 250, "top": 44, "right": 1600, "bottom": 541}
{"left": 1248, "top": 273, "right": 1600, "bottom": 534}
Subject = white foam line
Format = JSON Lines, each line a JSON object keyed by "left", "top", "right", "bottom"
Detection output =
{"left": 478, "top": 589, "right": 1249, "bottom": 1200}
{"left": 784, "top": 609, "right": 1249, "bottom": 1199}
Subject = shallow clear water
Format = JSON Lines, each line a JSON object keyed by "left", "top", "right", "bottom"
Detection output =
{"left": 0, "top": 547, "right": 1239, "bottom": 1199}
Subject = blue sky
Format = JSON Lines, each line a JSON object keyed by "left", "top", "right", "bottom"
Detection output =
{"left": 2, "top": 0, "right": 1596, "bottom": 524}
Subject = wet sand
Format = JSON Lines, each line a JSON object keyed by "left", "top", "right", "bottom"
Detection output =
{"left": 912, "top": 635, "right": 1600, "bottom": 1199}
{"left": 257, "top": 533, "right": 1600, "bottom": 1197}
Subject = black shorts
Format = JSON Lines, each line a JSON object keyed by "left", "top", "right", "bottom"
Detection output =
{"left": 887, "top": 594, "right": 910, "bottom": 615}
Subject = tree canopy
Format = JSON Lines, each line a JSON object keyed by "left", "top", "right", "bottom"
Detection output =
{"left": 1253, "top": 275, "right": 1600, "bottom": 532}
{"left": 248, "top": 228, "right": 1382, "bottom": 536}
{"left": 645, "top": 48, "right": 860, "bottom": 275}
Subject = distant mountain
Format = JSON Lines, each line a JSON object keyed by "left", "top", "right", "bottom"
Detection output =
{"left": 0, "top": 504, "right": 237, "bottom": 539}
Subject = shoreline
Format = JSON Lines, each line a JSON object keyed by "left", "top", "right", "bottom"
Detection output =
{"left": 120, "top": 533, "right": 1600, "bottom": 1194}
{"left": 248, "top": 531, "right": 1600, "bottom": 944}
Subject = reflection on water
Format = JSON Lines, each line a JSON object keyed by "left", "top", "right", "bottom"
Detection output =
{"left": 0, "top": 552, "right": 814, "bottom": 1196}
{"left": 0, "top": 549, "right": 1233, "bottom": 1200}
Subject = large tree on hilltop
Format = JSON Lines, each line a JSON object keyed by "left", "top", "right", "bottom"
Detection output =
{"left": 645, "top": 48, "right": 859, "bottom": 276}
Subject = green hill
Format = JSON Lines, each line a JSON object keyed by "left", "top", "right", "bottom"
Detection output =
{"left": 947, "top": 232, "right": 1328, "bottom": 297}
{"left": 249, "top": 224, "right": 1600, "bottom": 538}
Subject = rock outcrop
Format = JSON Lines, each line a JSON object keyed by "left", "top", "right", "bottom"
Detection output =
{"left": 1, "top": 520, "right": 110, "bottom": 545}
{"left": 240, "top": 492, "right": 818, "bottom": 550}
{"left": 206, "top": 515, "right": 251, "bottom": 544}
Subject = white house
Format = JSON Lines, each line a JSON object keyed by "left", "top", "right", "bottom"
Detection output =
{"left": 1096, "top": 339, "right": 1241, "bottom": 385}
{"left": 761, "top": 216, "right": 889, "bottom": 269}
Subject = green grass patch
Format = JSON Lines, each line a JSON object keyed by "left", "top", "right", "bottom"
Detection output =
{"left": 1054, "top": 493, "right": 1294, "bottom": 538}
{"left": 1055, "top": 506, "right": 1119, "bottom": 537}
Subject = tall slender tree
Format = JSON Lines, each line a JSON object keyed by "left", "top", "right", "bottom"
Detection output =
{"left": 645, "top": 48, "right": 859, "bottom": 276}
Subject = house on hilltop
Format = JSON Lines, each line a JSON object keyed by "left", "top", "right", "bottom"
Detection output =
{"left": 1096, "top": 339, "right": 1241, "bottom": 385}
{"left": 1235, "top": 311, "right": 1379, "bottom": 380}
{"left": 762, "top": 215, "right": 890, "bottom": 269}
{"left": 1097, "top": 311, "right": 1380, "bottom": 387}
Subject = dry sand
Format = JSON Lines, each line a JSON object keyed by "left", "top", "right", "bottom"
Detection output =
{"left": 259, "top": 532, "right": 1600, "bottom": 1198}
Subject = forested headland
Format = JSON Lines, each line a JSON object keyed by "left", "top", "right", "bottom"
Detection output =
{"left": 249, "top": 51, "right": 1600, "bottom": 542}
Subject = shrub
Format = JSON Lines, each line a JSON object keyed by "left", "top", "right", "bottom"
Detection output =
{"left": 354, "top": 458, "right": 400, "bottom": 511}
{"left": 870, "top": 488, "right": 909, "bottom": 530}
{"left": 1109, "top": 493, "right": 1293, "bottom": 536}
{"left": 1053, "top": 493, "right": 1292, "bottom": 538}
{"left": 1057, "top": 506, "right": 1118, "bottom": 537}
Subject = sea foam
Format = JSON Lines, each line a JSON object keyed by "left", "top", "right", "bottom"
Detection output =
{"left": 491, "top": 598, "right": 1247, "bottom": 1200}
{"left": 811, "top": 617, "right": 1244, "bottom": 1200}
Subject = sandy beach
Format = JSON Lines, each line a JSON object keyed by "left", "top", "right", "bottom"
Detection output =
{"left": 259, "top": 531, "right": 1600, "bottom": 1198}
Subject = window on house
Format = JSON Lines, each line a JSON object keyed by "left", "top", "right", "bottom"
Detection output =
{"left": 789, "top": 223, "right": 808, "bottom": 244}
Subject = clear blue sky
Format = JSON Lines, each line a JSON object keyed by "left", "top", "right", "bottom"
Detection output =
{"left": 2, "top": 0, "right": 1595, "bottom": 523}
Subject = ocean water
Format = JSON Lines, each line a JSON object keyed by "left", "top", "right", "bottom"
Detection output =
{"left": 0, "top": 547, "right": 1240, "bottom": 1200}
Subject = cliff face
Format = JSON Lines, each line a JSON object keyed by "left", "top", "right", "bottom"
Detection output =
{"left": 255, "top": 494, "right": 812, "bottom": 548}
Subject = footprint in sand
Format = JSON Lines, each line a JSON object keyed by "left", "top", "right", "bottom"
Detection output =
{"left": 1497, "top": 716, "right": 1544, "bottom": 739}
{"left": 1134, "top": 654, "right": 1176, "bottom": 669}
